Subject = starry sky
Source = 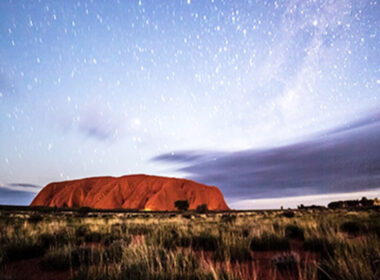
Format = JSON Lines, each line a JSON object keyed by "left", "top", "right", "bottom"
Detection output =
{"left": 0, "top": 0, "right": 379, "bottom": 208}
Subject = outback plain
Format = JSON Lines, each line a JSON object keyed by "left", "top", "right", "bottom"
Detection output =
{"left": 0, "top": 204, "right": 379, "bottom": 280}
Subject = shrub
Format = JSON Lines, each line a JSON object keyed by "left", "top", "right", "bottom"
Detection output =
{"left": 282, "top": 211, "right": 295, "bottom": 218}
{"left": 242, "top": 228, "right": 250, "bottom": 237}
{"left": 214, "top": 244, "right": 252, "bottom": 262}
{"left": 40, "top": 250, "right": 71, "bottom": 271}
{"left": 103, "top": 232, "right": 128, "bottom": 246}
{"left": 191, "top": 232, "right": 220, "bottom": 251}
{"left": 221, "top": 214, "right": 237, "bottom": 223}
{"left": 369, "top": 223, "right": 380, "bottom": 238}
{"left": 75, "top": 225, "right": 91, "bottom": 237}
{"left": 77, "top": 207, "right": 92, "bottom": 215}
{"left": 38, "top": 232, "right": 70, "bottom": 249}
{"left": 175, "top": 200, "right": 189, "bottom": 211}
{"left": 5, "top": 241, "right": 46, "bottom": 261}
{"left": 340, "top": 221, "right": 363, "bottom": 235}
{"left": 0, "top": 247, "right": 4, "bottom": 267}
{"left": 195, "top": 204, "right": 208, "bottom": 213}
{"left": 148, "top": 228, "right": 191, "bottom": 249}
{"left": 250, "top": 233, "right": 290, "bottom": 251}
{"left": 121, "top": 262, "right": 149, "bottom": 279}
{"left": 128, "top": 225, "right": 150, "bottom": 235}
{"left": 182, "top": 214, "right": 193, "bottom": 220}
{"left": 285, "top": 225, "right": 304, "bottom": 240}
{"left": 103, "top": 240, "right": 125, "bottom": 263}
{"left": 71, "top": 247, "right": 102, "bottom": 267}
{"left": 317, "top": 240, "right": 380, "bottom": 280}
{"left": 111, "top": 223, "right": 127, "bottom": 235}
{"left": 28, "top": 214, "right": 43, "bottom": 224}
{"left": 84, "top": 231, "right": 103, "bottom": 243}
{"left": 303, "top": 237, "right": 336, "bottom": 258}
{"left": 272, "top": 253, "right": 299, "bottom": 271}
{"left": 273, "top": 222, "right": 280, "bottom": 231}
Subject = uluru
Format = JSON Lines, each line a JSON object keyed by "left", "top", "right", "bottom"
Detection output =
{"left": 30, "top": 174, "right": 229, "bottom": 211}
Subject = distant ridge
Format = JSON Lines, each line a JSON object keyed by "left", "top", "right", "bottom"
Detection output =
{"left": 30, "top": 174, "right": 229, "bottom": 211}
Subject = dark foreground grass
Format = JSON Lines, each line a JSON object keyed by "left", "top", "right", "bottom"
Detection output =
{"left": 0, "top": 209, "right": 379, "bottom": 280}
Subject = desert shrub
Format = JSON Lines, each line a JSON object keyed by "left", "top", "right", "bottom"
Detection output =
{"left": 282, "top": 211, "right": 295, "bottom": 218}
{"left": 318, "top": 239, "right": 380, "bottom": 280}
{"left": 368, "top": 223, "right": 380, "bottom": 237}
{"left": 148, "top": 227, "right": 191, "bottom": 249}
{"left": 182, "top": 214, "right": 193, "bottom": 220}
{"left": 38, "top": 231, "right": 70, "bottom": 249}
{"left": 214, "top": 244, "right": 252, "bottom": 262}
{"left": 340, "top": 221, "right": 363, "bottom": 235}
{"left": 196, "top": 204, "right": 208, "bottom": 213}
{"left": 40, "top": 250, "right": 71, "bottom": 271}
{"left": 75, "top": 225, "right": 91, "bottom": 237}
{"left": 5, "top": 241, "right": 46, "bottom": 261}
{"left": 103, "top": 240, "right": 125, "bottom": 263}
{"left": 103, "top": 232, "right": 129, "bottom": 246}
{"left": 191, "top": 232, "right": 220, "bottom": 251}
{"left": 272, "top": 253, "right": 299, "bottom": 271}
{"left": 28, "top": 214, "right": 43, "bottom": 224}
{"left": 241, "top": 228, "right": 250, "bottom": 238}
{"left": 285, "top": 225, "right": 304, "bottom": 240}
{"left": 250, "top": 233, "right": 290, "bottom": 251}
{"left": 0, "top": 246, "right": 4, "bottom": 267}
{"left": 174, "top": 252, "right": 200, "bottom": 272}
{"left": 175, "top": 200, "right": 189, "bottom": 211}
{"left": 71, "top": 247, "right": 102, "bottom": 267}
{"left": 120, "top": 223, "right": 127, "bottom": 233}
{"left": 84, "top": 231, "right": 103, "bottom": 243}
{"left": 73, "top": 266, "right": 121, "bottom": 280}
{"left": 273, "top": 222, "right": 280, "bottom": 231}
{"left": 221, "top": 214, "right": 237, "bottom": 223}
{"left": 111, "top": 223, "right": 127, "bottom": 235}
{"left": 38, "top": 233, "right": 55, "bottom": 249}
{"left": 128, "top": 225, "right": 150, "bottom": 235}
{"left": 77, "top": 207, "right": 92, "bottom": 215}
{"left": 303, "top": 237, "right": 336, "bottom": 258}
{"left": 121, "top": 262, "right": 150, "bottom": 279}
{"left": 157, "top": 228, "right": 182, "bottom": 249}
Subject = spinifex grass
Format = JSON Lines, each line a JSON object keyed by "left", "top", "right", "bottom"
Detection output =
{"left": 0, "top": 209, "right": 379, "bottom": 280}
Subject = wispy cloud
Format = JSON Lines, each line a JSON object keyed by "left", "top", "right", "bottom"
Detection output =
{"left": 0, "top": 188, "right": 36, "bottom": 205}
{"left": 0, "top": 183, "right": 41, "bottom": 193}
{"left": 77, "top": 110, "right": 120, "bottom": 141}
{"left": 153, "top": 110, "right": 380, "bottom": 200}
{"left": 54, "top": 98, "right": 123, "bottom": 142}
{"left": 0, "top": 183, "right": 40, "bottom": 205}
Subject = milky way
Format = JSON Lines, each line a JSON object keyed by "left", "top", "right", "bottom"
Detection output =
{"left": 0, "top": 0, "right": 379, "bottom": 207}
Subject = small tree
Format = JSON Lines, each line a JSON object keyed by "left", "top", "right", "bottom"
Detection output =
{"left": 196, "top": 204, "right": 208, "bottom": 213}
{"left": 174, "top": 200, "right": 189, "bottom": 211}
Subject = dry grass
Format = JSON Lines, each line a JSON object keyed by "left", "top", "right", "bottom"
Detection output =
{"left": 0, "top": 209, "right": 379, "bottom": 279}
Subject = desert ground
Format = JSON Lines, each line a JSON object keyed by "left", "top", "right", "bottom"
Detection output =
{"left": 0, "top": 207, "right": 379, "bottom": 280}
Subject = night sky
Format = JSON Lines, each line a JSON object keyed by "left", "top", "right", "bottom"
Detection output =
{"left": 0, "top": 0, "right": 379, "bottom": 208}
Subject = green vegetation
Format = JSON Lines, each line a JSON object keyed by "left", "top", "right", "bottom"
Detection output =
{"left": 0, "top": 208, "right": 379, "bottom": 279}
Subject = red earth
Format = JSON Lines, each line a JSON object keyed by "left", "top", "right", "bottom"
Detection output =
{"left": 30, "top": 174, "right": 230, "bottom": 211}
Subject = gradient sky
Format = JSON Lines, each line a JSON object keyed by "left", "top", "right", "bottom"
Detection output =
{"left": 0, "top": 0, "right": 379, "bottom": 208}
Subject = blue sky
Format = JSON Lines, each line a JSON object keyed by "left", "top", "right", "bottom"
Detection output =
{"left": 0, "top": 0, "right": 379, "bottom": 208}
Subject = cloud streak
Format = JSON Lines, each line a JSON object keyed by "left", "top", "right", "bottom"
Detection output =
{"left": 0, "top": 184, "right": 39, "bottom": 205}
{"left": 0, "top": 183, "right": 41, "bottom": 193}
{"left": 153, "top": 110, "right": 380, "bottom": 200}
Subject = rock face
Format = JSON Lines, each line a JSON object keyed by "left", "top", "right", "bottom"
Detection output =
{"left": 30, "top": 174, "right": 230, "bottom": 211}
